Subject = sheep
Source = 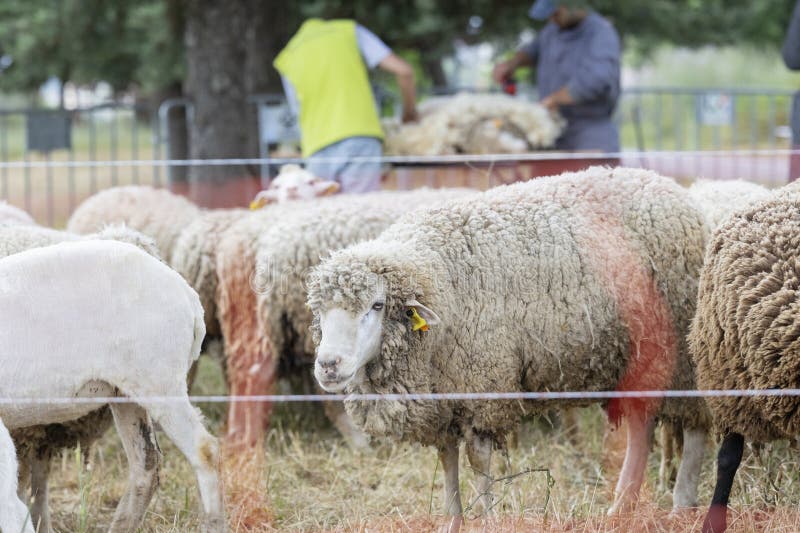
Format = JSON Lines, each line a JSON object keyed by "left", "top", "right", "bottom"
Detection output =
{"left": 0, "top": 417, "right": 33, "bottom": 533}
{"left": 306, "top": 167, "right": 710, "bottom": 523}
{"left": 382, "top": 92, "right": 564, "bottom": 155}
{"left": 688, "top": 190, "right": 800, "bottom": 533}
{"left": 655, "top": 178, "right": 772, "bottom": 492}
{"left": 0, "top": 239, "right": 224, "bottom": 532}
{"left": 687, "top": 179, "right": 771, "bottom": 229}
{"left": 67, "top": 185, "right": 201, "bottom": 260}
{"left": 249, "top": 164, "right": 339, "bottom": 207}
{"left": 235, "top": 188, "right": 477, "bottom": 448}
{"left": 0, "top": 201, "right": 35, "bottom": 226}
{"left": 0, "top": 223, "right": 163, "bottom": 531}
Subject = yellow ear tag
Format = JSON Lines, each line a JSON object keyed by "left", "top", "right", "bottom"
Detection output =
{"left": 407, "top": 308, "right": 429, "bottom": 332}
{"left": 249, "top": 200, "right": 261, "bottom": 210}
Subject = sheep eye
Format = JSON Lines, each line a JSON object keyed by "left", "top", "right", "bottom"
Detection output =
{"left": 371, "top": 302, "right": 384, "bottom": 312}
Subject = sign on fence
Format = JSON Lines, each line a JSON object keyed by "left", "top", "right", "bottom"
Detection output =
{"left": 696, "top": 92, "right": 735, "bottom": 126}
{"left": 26, "top": 110, "right": 71, "bottom": 152}
{"left": 258, "top": 103, "right": 300, "bottom": 145}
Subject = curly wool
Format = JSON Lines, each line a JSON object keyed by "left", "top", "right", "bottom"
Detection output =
{"left": 308, "top": 167, "right": 709, "bottom": 446}
{"left": 0, "top": 201, "right": 35, "bottom": 225}
{"left": 170, "top": 209, "right": 247, "bottom": 337}
{"left": 67, "top": 186, "right": 200, "bottom": 259}
{"left": 687, "top": 179, "right": 771, "bottom": 229}
{"left": 689, "top": 191, "right": 800, "bottom": 442}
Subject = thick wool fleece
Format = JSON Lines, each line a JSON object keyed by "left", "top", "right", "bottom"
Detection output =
{"left": 171, "top": 208, "right": 248, "bottom": 337}
{"left": 689, "top": 192, "right": 800, "bottom": 442}
{"left": 67, "top": 186, "right": 200, "bottom": 259}
{"left": 0, "top": 201, "right": 35, "bottom": 225}
{"left": 308, "top": 167, "right": 709, "bottom": 446}
{"left": 687, "top": 179, "right": 771, "bottom": 229}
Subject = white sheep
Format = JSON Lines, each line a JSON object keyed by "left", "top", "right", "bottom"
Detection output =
{"left": 0, "top": 417, "right": 33, "bottom": 533}
{"left": 382, "top": 92, "right": 564, "bottom": 155}
{"left": 307, "top": 167, "right": 709, "bottom": 523}
{"left": 249, "top": 164, "right": 339, "bottom": 207}
{"left": 687, "top": 179, "right": 771, "bottom": 229}
{"left": 0, "top": 201, "right": 35, "bottom": 226}
{"left": 0, "top": 239, "right": 224, "bottom": 531}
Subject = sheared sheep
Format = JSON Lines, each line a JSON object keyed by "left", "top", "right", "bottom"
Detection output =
{"left": 307, "top": 167, "right": 709, "bottom": 524}
{"left": 382, "top": 92, "right": 564, "bottom": 155}
{"left": 0, "top": 223, "right": 164, "bottom": 532}
{"left": 0, "top": 201, "right": 35, "bottom": 226}
{"left": 0, "top": 239, "right": 224, "bottom": 531}
{"left": 687, "top": 179, "right": 771, "bottom": 229}
{"left": 689, "top": 190, "right": 800, "bottom": 533}
{"left": 0, "top": 417, "right": 33, "bottom": 533}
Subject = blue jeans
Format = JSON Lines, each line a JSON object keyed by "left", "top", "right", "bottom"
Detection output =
{"left": 307, "top": 136, "right": 382, "bottom": 193}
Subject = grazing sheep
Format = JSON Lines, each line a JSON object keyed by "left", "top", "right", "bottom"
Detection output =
{"left": 689, "top": 191, "right": 800, "bottom": 533}
{"left": 0, "top": 201, "right": 35, "bottom": 226}
{"left": 0, "top": 239, "right": 224, "bottom": 532}
{"left": 0, "top": 417, "right": 33, "bottom": 533}
{"left": 0, "top": 224, "right": 164, "bottom": 532}
{"left": 382, "top": 92, "right": 564, "bottom": 155}
{"left": 687, "top": 179, "right": 771, "bottom": 229}
{"left": 239, "top": 188, "right": 476, "bottom": 448}
{"left": 307, "top": 167, "right": 709, "bottom": 522}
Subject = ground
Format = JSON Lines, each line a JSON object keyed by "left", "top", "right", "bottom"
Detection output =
{"left": 38, "top": 355, "right": 800, "bottom": 532}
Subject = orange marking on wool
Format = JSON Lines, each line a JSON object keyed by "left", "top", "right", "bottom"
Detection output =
{"left": 580, "top": 213, "right": 678, "bottom": 427}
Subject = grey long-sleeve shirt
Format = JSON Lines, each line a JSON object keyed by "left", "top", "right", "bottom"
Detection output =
{"left": 521, "top": 12, "right": 621, "bottom": 152}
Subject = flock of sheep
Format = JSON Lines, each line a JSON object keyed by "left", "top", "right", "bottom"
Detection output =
{"left": 0, "top": 162, "right": 797, "bottom": 533}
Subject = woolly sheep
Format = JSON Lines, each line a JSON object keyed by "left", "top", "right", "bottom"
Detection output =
{"left": 687, "top": 179, "right": 771, "bottom": 229}
{"left": 0, "top": 201, "right": 34, "bottom": 226}
{"left": 236, "top": 188, "right": 477, "bottom": 448}
{"left": 0, "top": 417, "right": 33, "bottom": 533}
{"left": 382, "top": 92, "right": 564, "bottom": 155}
{"left": 0, "top": 240, "right": 224, "bottom": 531}
{"left": 0, "top": 223, "right": 163, "bottom": 531}
{"left": 307, "top": 167, "right": 710, "bottom": 523}
{"left": 656, "top": 178, "right": 771, "bottom": 491}
{"left": 688, "top": 191, "right": 800, "bottom": 533}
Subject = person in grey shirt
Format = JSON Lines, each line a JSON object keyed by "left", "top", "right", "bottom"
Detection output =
{"left": 783, "top": 0, "right": 800, "bottom": 181}
{"left": 493, "top": 0, "right": 621, "bottom": 152}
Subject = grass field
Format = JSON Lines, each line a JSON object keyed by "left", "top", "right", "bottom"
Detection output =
{"left": 37, "top": 355, "right": 800, "bottom": 532}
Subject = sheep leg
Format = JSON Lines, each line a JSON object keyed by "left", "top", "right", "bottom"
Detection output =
{"left": 672, "top": 426, "right": 706, "bottom": 509}
{"left": 29, "top": 454, "right": 51, "bottom": 532}
{"left": 144, "top": 398, "right": 226, "bottom": 532}
{"left": 658, "top": 423, "right": 676, "bottom": 493}
{"left": 108, "top": 403, "right": 161, "bottom": 533}
{"left": 438, "top": 442, "right": 463, "bottom": 532}
{"left": 225, "top": 343, "right": 277, "bottom": 448}
{"left": 607, "top": 410, "right": 652, "bottom": 515}
{"left": 702, "top": 432, "right": 744, "bottom": 533}
{"left": 465, "top": 433, "right": 493, "bottom": 515}
{"left": 316, "top": 381, "right": 369, "bottom": 449}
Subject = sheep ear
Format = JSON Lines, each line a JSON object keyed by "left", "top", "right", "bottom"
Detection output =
{"left": 250, "top": 189, "right": 279, "bottom": 209}
{"left": 405, "top": 299, "right": 441, "bottom": 329}
{"left": 313, "top": 179, "right": 340, "bottom": 196}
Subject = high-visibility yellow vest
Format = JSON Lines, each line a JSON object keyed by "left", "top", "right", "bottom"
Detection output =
{"left": 274, "top": 19, "right": 384, "bottom": 157}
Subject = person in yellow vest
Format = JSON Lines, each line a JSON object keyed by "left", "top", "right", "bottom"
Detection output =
{"left": 274, "top": 18, "right": 418, "bottom": 193}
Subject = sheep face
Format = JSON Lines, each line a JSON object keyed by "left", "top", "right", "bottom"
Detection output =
{"left": 312, "top": 272, "right": 441, "bottom": 393}
{"left": 250, "top": 164, "right": 339, "bottom": 208}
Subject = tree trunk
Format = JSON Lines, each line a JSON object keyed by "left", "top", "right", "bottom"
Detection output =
{"left": 183, "top": 0, "right": 251, "bottom": 185}
{"left": 422, "top": 54, "right": 448, "bottom": 89}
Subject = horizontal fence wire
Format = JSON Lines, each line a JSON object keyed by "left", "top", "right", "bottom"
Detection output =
{"left": 3, "top": 388, "right": 800, "bottom": 406}
{"left": 0, "top": 149, "right": 798, "bottom": 168}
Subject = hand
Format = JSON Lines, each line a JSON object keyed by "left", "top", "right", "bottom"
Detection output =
{"left": 492, "top": 61, "right": 514, "bottom": 85}
{"left": 540, "top": 95, "right": 559, "bottom": 112}
{"left": 402, "top": 109, "right": 419, "bottom": 123}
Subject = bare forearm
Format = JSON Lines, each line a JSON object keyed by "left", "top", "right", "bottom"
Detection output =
{"left": 397, "top": 72, "right": 417, "bottom": 121}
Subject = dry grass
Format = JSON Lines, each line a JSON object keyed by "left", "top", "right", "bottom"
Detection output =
{"left": 40, "top": 356, "right": 800, "bottom": 532}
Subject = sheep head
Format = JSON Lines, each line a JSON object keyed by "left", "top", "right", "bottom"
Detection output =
{"left": 250, "top": 164, "right": 339, "bottom": 208}
{"left": 307, "top": 246, "right": 440, "bottom": 394}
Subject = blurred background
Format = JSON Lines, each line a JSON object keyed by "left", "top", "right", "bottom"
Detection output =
{"left": 0, "top": 0, "right": 798, "bottom": 224}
